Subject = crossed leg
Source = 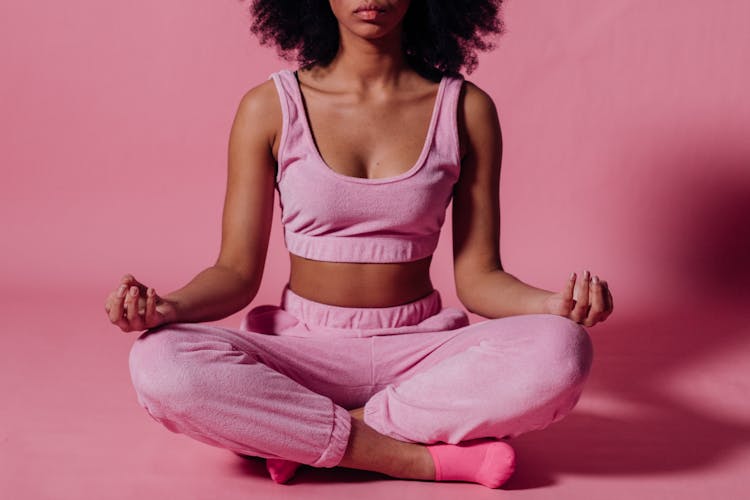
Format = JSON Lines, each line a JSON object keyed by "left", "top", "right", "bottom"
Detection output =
{"left": 266, "top": 314, "right": 594, "bottom": 486}
{"left": 129, "top": 313, "right": 592, "bottom": 487}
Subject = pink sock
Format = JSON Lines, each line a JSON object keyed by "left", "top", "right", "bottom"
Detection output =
{"left": 265, "top": 458, "right": 302, "bottom": 484}
{"left": 426, "top": 437, "right": 516, "bottom": 488}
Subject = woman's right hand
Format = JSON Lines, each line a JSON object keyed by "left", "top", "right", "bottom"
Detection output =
{"left": 105, "top": 274, "right": 178, "bottom": 332}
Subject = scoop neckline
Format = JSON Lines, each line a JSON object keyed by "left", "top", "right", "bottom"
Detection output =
{"left": 288, "top": 69, "right": 447, "bottom": 185}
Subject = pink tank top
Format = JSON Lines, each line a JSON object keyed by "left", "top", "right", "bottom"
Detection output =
{"left": 267, "top": 68, "right": 464, "bottom": 263}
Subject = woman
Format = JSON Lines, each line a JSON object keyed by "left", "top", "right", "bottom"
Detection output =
{"left": 105, "top": 0, "right": 613, "bottom": 489}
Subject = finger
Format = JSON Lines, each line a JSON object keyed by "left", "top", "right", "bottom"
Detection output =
{"left": 571, "top": 269, "right": 591, "bottom": 323}
{"left": 104, "top": 291, "right": 114, "bottom": 314}
{"left": 594, "top": 280, "right": 611, "bottom": 322}
{"left": 109, "top": 284, "right": 128, "bottom": 323}
{"left": 126, "top": 286, "right": 145, "bottom": 330}
{"left": 105, "top": 292, "right": 121, "bottom": 317}
{"left": 115, "top": 317, "right": 131, "bottom": 332}
{"left": 583, "top": 275, "right": 606, "bottom": 326}
{"left": 563, "top": 271, "right": 576, "bottom": 303}
{"left": 113, "top": 289, "right": 132, "bottom": 331}
{"left": 602, "top": 280, "right": 614, "bottom": 317}
{"left": 136, "top": 290, "right": 147, "bottom": 316}
{"left": 121, "top": 274, "right": 149, "bottom": 294}
{"left": 144, "top": 287, "right": 158, "bottom": 326}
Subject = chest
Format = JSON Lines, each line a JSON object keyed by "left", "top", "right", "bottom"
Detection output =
{"left": 300, "top": 86, "right": 441, "bottom": 180}
{"left": 278, "top": 164, "right": 456, "bottom": 235}
{"left": 274, "top": 75, "right": 462, "bottom": 179}
{"left": 271, "top": 68, "right": 464, "bottom": 246}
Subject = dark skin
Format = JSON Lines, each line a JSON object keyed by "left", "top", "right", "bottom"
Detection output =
{"left": 106, "top": 71, "right": 612, "bottom": 331}
{"left": 104, "top": 0, "right": 614, "bottom": 481}
{"left": 105, "top": 0, "right": 613, "bottom": 331}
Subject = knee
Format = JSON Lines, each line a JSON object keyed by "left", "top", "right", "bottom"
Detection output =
{"left": 527, "top": 314, "right": 594, "bottom": 390}
{"left": 127, "top": 324, "right": 202, "bottom": 412}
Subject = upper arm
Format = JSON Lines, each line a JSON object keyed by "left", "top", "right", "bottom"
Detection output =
{"left": 451, "top": 81, "right": 503, "bottom": 301}
{"left": 214, "top": 80, "right": 279, "bottom": 291}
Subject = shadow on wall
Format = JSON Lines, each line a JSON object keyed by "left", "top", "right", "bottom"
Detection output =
{"left": 667, "top": 167, "right": 750, "bottom": 302}
{"left": 506, "top": 149, "right": 750, "bottom": 488}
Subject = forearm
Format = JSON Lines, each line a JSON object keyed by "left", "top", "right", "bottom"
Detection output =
{"left": 163, "top": 265, "right": 259, "bottom": 324}
{"left": 461, "top": 269, "right": 554, "bottom": 319}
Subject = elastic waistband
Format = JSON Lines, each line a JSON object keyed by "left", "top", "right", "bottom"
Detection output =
{"left": 280, "top": 283, "right": 443, "bottom": 330}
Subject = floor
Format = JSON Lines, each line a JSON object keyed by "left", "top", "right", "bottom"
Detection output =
{"left": 1, "top": 287, "right": 748, "bottom": 500}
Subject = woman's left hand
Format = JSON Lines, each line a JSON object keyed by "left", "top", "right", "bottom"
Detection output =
{"left": 541, "top": 270, "right": 613, "bottom": 327}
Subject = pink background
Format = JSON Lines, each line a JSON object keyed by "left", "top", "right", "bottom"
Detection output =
{"left": 2, "top": 0, "right": 749, "bottom": 499}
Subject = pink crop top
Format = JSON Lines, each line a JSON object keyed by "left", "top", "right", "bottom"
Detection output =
{"left": 267, "top": 68, "right": 464, "bottom": 263}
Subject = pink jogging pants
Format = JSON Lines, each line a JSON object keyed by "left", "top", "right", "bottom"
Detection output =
{"left": 128, "top": 284, "right": 593, "bottom": 468}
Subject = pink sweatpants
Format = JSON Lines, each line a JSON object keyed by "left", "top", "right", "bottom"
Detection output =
{"left": 128, "top": 284, "right": 593, "bottom": 468}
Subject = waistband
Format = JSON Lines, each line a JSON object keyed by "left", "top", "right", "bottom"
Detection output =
{"left": 280, "top": 283, "right": 443, "bottom": 330}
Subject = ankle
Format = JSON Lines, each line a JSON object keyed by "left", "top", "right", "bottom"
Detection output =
{"left": 349, "top": 406, "right": 365, "bottom": 421}
{"left": 409, "top": 445, "right": 436, "bottom": 481}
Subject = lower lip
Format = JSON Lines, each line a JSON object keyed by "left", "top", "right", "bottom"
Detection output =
{"left": 355, "top": 9, "right": 385, "bottom": 21}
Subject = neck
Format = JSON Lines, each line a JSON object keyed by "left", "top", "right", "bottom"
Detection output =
{"left": 322, "top": 23, "right": 410, "bottom": 92}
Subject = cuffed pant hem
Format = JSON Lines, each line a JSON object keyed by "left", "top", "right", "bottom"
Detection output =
{"left": 310, "top": 402, "right": 352, "bottom": 468}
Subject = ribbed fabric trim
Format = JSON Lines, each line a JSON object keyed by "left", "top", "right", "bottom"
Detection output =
{"left": 267, "top": 72, "right": 289, "bottom": 185}
{"left": 285, "top": 68, "right": 448, "bottom": 185}
{"left": 448, "top": 77, "right": 464, "bottom": 167}
{"left": 284, "top": 229, "right": 439, "bottom": 263}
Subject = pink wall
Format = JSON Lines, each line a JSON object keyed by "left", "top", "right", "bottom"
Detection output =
{"left": 2, "top": 0, "right": 748, "bottom": 324}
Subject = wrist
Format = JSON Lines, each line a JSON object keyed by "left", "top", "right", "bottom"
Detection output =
{"left": 161, "top": 295, "right": 184, "bottom": 324}
{"left": 531, "top": 289, "right": 555, "bottom": 315}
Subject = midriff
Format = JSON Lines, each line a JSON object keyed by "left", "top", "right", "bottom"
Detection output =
{"left": 288, "top": 253, "right": 435, "bottom": 308}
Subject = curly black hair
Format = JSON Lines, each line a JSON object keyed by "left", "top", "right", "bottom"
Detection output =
{"left": 246, "top": 0, "right": 506, "bottom": 81}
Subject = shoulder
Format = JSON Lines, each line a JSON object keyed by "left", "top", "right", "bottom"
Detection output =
{"left": 237, "top": 77, "right": 280, "bottom": 116}
{"left": 461, "top": 80, "right": 497, "bottom": 115}
{"left": 456, "top": 79, "right": 501, "bottom": 159}
{"left": 232, "top": 77, "right": 282, "bottom": 147}
{"left": 459, "top": 79, "right": 500, "bottom": 132}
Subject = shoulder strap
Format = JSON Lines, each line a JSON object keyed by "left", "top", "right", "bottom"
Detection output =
{"left": 431, "top": 75, "right": 464, "bottom": 168}
{"left": 267, "top": 69, "right": 307, "bottom": 184}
